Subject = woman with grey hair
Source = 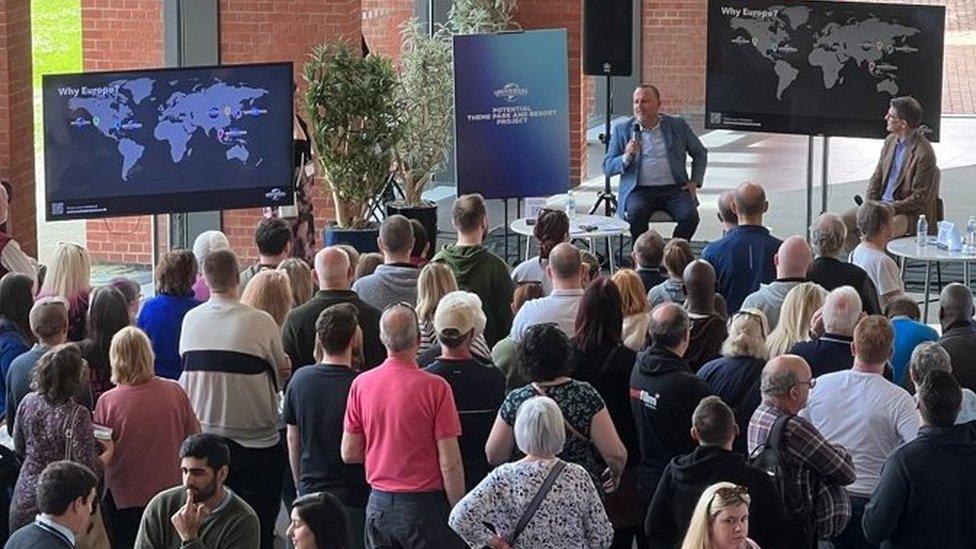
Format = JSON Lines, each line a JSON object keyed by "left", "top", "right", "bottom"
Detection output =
{"left": 190, "top": 230, "right": 230, "bottom": 301}
{"left": 450, "top": 396, "right": 613, "bottom": 548}
{"left": 807, "top": 212, "right": 882, "bottom": 315}
{"left": 697, "top": 309, "right": 769, "bottom": 453}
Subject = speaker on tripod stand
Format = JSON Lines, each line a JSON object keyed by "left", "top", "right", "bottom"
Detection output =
{"left": 583, "top": 0, "right": 633, "bottom": 217}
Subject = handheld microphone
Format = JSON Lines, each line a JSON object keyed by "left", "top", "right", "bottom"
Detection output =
{"left": 632, "top": 124, "right": 641, "bottom": 141}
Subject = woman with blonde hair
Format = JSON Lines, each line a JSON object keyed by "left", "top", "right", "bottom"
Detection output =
{"left": 240, "top": 269, "right": 294, "bottom": 326}
{"left": 697, "top": 309, "right": 769, "bottom": 453}
{"left": 94, "top": 327, "right": 200, "bottom": 548}
{"left": 766, "top": 282, "right": 827, "bottom": 357}
{"left": 278, "top": 257, "right": 314, "bottom": 307}
{"left": 648, "top": 239, "right": 694, "bottom": 309}
{"left": 612, "top": 269, "right": 651, "bottom": 351}
{"left": 680, "top": 482, "right": 759, "bottom": 549}
{"left": 38, "top": 242, "right": 91, "bottom": 341}
{"left": 416, "top": 262, "right": 490, "bottom": 360}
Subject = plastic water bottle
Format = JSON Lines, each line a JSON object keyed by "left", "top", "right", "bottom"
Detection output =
{"left": 917, "top": 215, "right": 928, "bottom": 248}
{"left": 566, "top": 191, "right": 576, "bottom": 223}
{"left": 967, "top": 216, "right": 976, "bottom": 251}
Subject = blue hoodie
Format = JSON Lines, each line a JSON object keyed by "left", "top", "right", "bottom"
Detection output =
{"left": 0, "top": 318, "right": 29, "bottom": 412}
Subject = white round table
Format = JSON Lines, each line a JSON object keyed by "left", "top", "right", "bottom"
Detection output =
{"left": 887, "top": 236, "right": 976, "bottom": 319}
{"left": 510, "top": 214, "right": 630, "bottom": 271}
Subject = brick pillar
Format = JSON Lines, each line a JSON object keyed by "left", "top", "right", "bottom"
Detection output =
{"left": 219, "top": 0, "right": 361, "bottom": 265}
{"left": 642, "top": 0, "right": 708, "bottom": 114}
{"left": 0, "top": 1, "right": 36, "bottom": 256}
{"left": 517, "top": 1, "right": 588, "bottom": 186}
{"left": 81, "top": 0, "right": 163, "bottom": 264}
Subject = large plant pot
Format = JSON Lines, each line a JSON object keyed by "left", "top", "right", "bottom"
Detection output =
{"left": 322, "top": 224, "right": 380, "bottom": 253}
{"left": 386, "top": 201, "right": 438, "bottom": 260}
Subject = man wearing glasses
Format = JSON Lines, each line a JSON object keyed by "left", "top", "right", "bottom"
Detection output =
{"left": 748, "top": 355, "right": 856, "bottom": 547}
{"left": 841, "top": 96, "right": 938, "bottom": 252}
{"left": 801, "top": 315, "right": 918, "bottom": 548}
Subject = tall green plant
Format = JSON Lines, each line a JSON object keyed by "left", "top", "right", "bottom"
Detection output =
{"left": 304, "top": 43, "right": 402, "bottom": 229}
{"left": 395, "top": 19, "right": 455, "bottom": 206}
{"left": 447, "top": 0, "right": 519, "bottom": 34}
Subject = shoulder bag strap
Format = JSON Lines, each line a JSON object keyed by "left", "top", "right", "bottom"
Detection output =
{"left": 61, "top": 404, "right": 83, "bottom": 462}
{"left": 507, "top": 460, "right": 567, "bottom": 547}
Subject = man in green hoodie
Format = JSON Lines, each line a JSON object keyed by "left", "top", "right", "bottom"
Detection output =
{"left": 433, "top": 194, "right": 514, "bottom": 347}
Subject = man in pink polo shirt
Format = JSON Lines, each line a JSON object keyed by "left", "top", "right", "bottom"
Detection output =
{"left": 342, "top": 303, "right": 465, "bottom": 549}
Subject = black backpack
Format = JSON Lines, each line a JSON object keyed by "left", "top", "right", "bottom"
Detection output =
{"left": 748, "top": 413, "right": 817, "bottom": 549}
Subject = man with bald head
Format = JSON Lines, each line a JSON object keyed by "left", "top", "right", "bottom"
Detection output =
{"left": 0, "top": 182, "right": 37, "bottom": 284}
{"left": 683, "top": 260, "right": 727, "bottom": 372}
{"left": 938, "top": 282, "right": 976, "bottom": 393}
{"left": 741, "top": 236, "right": 814, "bottom": 329}
{"left": 715, "top": 189, "right": 738, "bottom": 236}
{"left": 342, "top": 304, "right": 465, "bottom": 547}
{"left": 630, "top": 302, "right": 713, "bottom": 523}
{"left": 509, "top": 242, "right": 584, "bottom": 341}
{"left": 807, "top": 213, "right": 881, "bottom": 315}
{"left": 353, "top": 214, "right": 420, "bottom": 310}
{"left": 702, "top": 182, "right": 782, "bottom": 313}
{"left": 282, "top": 246, "right": 383, "bottom": 370}
{"left": 748, "top": 355, "right": 856, "bottom": 545}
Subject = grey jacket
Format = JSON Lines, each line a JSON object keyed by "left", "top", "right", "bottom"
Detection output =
{"left": 351, "top": 263, "right": 421, "bottom": 311}
{"left": 740, "top": 279, "right": 806, "bottom": 329}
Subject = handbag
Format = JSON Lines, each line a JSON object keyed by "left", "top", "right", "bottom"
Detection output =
{"left": 507, "top": 460, "right": 567, "bottom": 547}
{"left": 60, "top": 403, "right": 84, "bottom": 461}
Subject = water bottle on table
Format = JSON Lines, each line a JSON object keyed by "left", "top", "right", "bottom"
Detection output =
{"left": 566, "top": 191, "right": 576, "bottom": 225}
{"left": 967, "top": 216, "right": 976, "bottom": 252}
{"left": 917, "top": 215, "right": 928, "bottom": 249}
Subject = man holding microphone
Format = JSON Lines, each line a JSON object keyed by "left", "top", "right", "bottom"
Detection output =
{"left": 603, "top": 85, "right": 708, "bottom": 241}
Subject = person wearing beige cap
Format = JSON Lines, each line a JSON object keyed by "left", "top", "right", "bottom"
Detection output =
{"left": 424, "top": 291, "right": 506, "bottom": 491}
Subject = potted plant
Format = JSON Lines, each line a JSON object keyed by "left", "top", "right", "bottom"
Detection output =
{"left": 304, "top": 43, "right": 402, "bottom": 252}
{"left": 388, "top": 19, "right": 455, "bottom": 257}
{"left": 447, "top": 0, "right": 519, "bottom": 34}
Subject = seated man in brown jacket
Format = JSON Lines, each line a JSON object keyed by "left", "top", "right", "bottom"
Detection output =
{"left": 842, "top": 96, "right": 938, "bottom": 252}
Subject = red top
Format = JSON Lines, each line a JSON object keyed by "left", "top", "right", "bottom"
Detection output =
{"left": 344, "top": 357, "right": 461, "bottom": 493}
{"left": 93, "top": 377, "right": 201, "bottom": 508}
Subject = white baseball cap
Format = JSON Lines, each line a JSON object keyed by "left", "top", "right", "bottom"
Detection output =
{"left": 434, "top": 290, "right": 486, "bottom": 337}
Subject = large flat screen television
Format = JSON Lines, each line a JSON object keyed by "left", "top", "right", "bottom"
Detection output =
{"left": 43, "top": 62, "right": 294, "bottom": 221}
{"left": 705, "top": 0, "right": 945, "bottom": 140}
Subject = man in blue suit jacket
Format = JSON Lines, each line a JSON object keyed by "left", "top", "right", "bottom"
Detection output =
{"left": 603, "top": 85, "right": 708, "bottom": 241}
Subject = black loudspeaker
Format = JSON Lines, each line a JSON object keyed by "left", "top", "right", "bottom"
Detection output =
{"left": 583, "top": 0, "right": 633, "bottom": 76}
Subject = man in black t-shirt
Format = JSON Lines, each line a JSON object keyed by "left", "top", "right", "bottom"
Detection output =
{"left": 424, "top": 291, "right": 505, "bottom": 491}
{"left": 283, "top": 303, "right": 369, "bottom": 544}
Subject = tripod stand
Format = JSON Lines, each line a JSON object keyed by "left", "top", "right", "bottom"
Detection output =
{"left": 589, "top": 70, "right": 617, "bottom": 217}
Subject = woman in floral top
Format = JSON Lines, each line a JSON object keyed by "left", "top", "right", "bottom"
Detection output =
{"left": 450, "top": 396, "right": 613, "bottom": 548}
{"left": 485, "top": 324, "right": 627, "bottom": 490}
{"left": 10, "top": 344, "right": 112, "bottom": 531}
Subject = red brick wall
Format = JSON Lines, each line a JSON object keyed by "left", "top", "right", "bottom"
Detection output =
{"left": 0, "top": 1, "right": 36, "bottom": 256}
{"left": 642, "top": 0, "right": 707, "bottom": 114}
{"left": 362, "top": 0, "right": 413, "bottom": 60}
{"left": 519, "top": 0, "right": 588, "bottom": 185}
{"left": 218, "top": 0, "right": 361, "bottom": 265}
{"left": 81, "top": 0, "right": 163, "bottom": 264}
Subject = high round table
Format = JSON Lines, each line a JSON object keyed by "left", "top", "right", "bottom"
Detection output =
{"left": 510, "top": 214, "right": 630, "bottom": 272}
{"left": 886, "top": 236, "right": 976, "bottom": 319}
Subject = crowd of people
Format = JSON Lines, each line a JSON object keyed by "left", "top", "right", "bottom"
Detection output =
{"left": 0, "top": 179, "right": 975, "bottom": 549}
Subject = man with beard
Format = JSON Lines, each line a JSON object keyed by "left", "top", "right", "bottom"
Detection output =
{"left": 135, "top": 434, "right": 260, "bottom": 548}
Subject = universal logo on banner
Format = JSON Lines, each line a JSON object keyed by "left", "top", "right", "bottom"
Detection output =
{"left": 265, "top": 188, "right": 287, "bottom": 202}
{"left": 493, "top": 83, "right": 529, "bottom": 103}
